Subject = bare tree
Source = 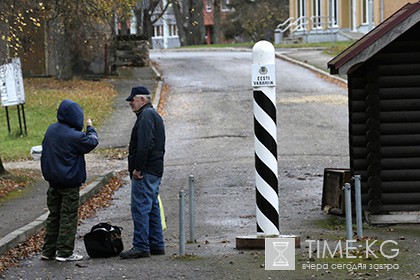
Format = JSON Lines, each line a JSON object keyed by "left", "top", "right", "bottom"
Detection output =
{"left": 223, "top": 0, "right": 288, "bottom": 42}
{"left": 0, "top": 0, "right": 41, "bottom": 62}
{"left": 212, "top": 0, "right": 221, "bottom": 44}
{"left": 43, "top": 0, "right": 137, "bottom": 79}
{"left": 1, "top": 0, "right": 138, "bottom": 79}
{"left": 171, "top": 0, "right": 204, "bottom": 46}
{"left": 134, "top": 0, "right": 170, "bottom": 41}
{"left": 0, "top": 157, "right": 6, "bottom": 176}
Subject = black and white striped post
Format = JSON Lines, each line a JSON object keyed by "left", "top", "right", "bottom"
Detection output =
{"left": 252, "top": 40, "right": 279, "bottom": 237}
{"left": 236, "top": 41, "right": 299, "bottom": 249}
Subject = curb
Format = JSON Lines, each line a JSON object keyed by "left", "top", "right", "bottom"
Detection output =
{"left": 0, "top": 172, "right": 114, "bottom": 256}
{"left": 153, "top": 80, "right": 163, "bottom": 109}
{"left": 150, "top": 64, "right": 162, "bottom": 81}
{"left": 275, "top": 52, "right": 348, "bottom": 88}
{"left": 0, "top": 64, "right": 164, "bottom": 257}
{"left": 258, "top": 49, "right": 349, "bottom": 88}
{"left": 151, "top": 62, "right": 164, "bottom": 109}
{"left": 150, "top": 47, "right": 346, "bottom": 89}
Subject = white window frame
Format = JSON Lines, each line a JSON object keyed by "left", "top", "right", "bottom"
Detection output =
{"left": 296, "top": 0, "right": 307, "bottom": 31}
{"left": 153, "top": 24, "right": 178, "bottom": 38}
{"left": 153, "top": 25, "right": 164, "bottom": 38}
{"left": 312, "top": 0, "right": 322, "bottom": 29}
{"left": 331, "top": 0, "right": 339, "bottom": 27}
{"left": 169, "top": 24, "right": 178, "bottom": 37}
{"left": 362, "top": 0, "right": 369, "bottom": 24}
{"left": 206, "top": 0, "right": 212, "bottom": 12}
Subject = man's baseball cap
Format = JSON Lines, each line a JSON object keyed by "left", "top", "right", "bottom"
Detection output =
{"left": 126, "top": 86, "right": 150, "bottom": 101}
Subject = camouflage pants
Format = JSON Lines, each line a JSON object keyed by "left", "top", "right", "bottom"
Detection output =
{"left": 42, "top": 186, "right": 80, "bottom": 258}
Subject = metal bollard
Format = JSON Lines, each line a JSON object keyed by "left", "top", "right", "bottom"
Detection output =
{"left": 188, "top": 175, "right": 195, "bottom": 243}
{"left": 354, "top": 175, "right": 363, "bottom": 238}
{"left": 343, "top": 183, "right": 353, "bottom": 244}
{"left": 179, "top": 190, "right": 186, "bottom": 256}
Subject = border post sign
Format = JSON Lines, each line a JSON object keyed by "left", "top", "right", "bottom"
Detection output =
{"left": 236, "top": 41, "right": 299, "bottom": 251}
{"left": 251, "top": 40, "right": 279, "bottom": 236}
{"left": 0, "top": 58, "right": 27, "bottom": 135}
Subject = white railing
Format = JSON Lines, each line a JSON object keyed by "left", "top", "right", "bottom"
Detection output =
{"left": 275, "top": 17, "right": 295, "bottom": 32}
{"left": 310, "top": 15, "right": 331, "bottom": 30}
{"left": 275, "top": 15, "right": 335, "bottom": 38}
{"left": 276, "top": 15, "right": 334, "bottom": 33}
{"left": 275, "top": 16, "right": 308, "bottom": 33}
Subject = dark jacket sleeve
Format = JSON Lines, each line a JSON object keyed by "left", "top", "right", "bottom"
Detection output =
{"left": 77, "top": 126, "right": 99, "bottom": 154}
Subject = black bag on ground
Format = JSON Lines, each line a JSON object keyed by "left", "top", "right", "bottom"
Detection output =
{"left": 83, "top": 223, "right": 124, "bottom": 258}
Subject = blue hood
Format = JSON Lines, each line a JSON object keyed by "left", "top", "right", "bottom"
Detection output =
{"left": 57, "top": 100, "right": 84, "bottom": 131}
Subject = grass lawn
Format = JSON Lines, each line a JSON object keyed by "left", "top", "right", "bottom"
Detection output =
{"left": 0, "top": 78, "right": 117, "bottom": 161}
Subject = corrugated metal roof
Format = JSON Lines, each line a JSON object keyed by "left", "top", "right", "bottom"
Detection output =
{"left": 328, "top": 1, "right": 420, "bottom": 75}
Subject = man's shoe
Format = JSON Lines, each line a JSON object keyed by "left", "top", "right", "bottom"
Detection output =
{"left": 150, "top": 248, "right": 165, "bottom": 255}
{"left": 55, "top": 254, "right": 83, "bottom": 262}
{"left": 40, "top": 254, "right": 55, "bottom": 261}
{"left": 120, "top": 248, "right": 150, "bottom": 259}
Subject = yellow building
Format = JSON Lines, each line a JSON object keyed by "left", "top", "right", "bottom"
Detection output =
{"left": 276, "top": 0, "right": 418, "bottom": 43}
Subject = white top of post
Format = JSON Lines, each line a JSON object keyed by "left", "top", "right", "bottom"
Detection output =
{"left": 252, "top": 40, "right": 275, "bottom": 65}
{"left": 252, "top": 41, "right": 276, "bottom": 88}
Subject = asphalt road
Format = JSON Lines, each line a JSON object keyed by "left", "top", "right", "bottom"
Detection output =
{"left": 4, "top": 50, "right": 418, "bottom": 279}
{"left": 150, "top": 49, "right": 349, "bottom": 239}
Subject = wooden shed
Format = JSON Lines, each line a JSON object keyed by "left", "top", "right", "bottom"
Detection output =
{"left": 328, "top": 2, "right": 420, "bottom": 222}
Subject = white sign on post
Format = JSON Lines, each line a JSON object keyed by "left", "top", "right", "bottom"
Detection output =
{"left": 0, "top": 58, "right": 26, "bottom": 107}
{"left": 252, "top": 64, "right": 276, "bottom": 87}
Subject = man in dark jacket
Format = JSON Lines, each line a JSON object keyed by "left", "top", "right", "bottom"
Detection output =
{"left": 120, "top": 86, "right": 166, "bottom": 259}
{"left": 40, "top": 99, "right": 98, "bottom": 262}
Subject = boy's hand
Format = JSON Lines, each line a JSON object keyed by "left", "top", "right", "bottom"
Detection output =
{"left": 86, "top": 118, "right": 92, "bottom": 126}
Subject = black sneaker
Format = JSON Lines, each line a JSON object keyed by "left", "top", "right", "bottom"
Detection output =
{"left": 119, "top": 248, "right": 150, "bottom": 259}
{"left": 40, "top": 254, "right": 55, "bottom": 261}
{"left": 150, "top": 248, "right": 165, "bottom": 255}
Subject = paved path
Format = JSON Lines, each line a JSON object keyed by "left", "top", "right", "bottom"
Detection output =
{"left": 98, "top": 67, "right": 157, "bottom": 149}
{"left": 0, "top": 47, "right": 342, "bottom": 279}
{"left": 3, "top": 48, "right": 419, "bottom": 280}
{"left": 5, "top": 49, "right": 419, "bottom": 280}
{"left": 1, "top": 50, "right": 339, "bottom": 241}
{"left": 0, "top": 67, "right": 158, "bottom": 243}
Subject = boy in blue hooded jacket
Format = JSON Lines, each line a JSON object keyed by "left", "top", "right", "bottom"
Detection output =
{"left": 40, "top": 100, "right": 98, "bottom": 262}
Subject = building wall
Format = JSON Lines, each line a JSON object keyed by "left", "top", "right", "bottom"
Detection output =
{"left": 202, "top": 0, "right": 232, "bottom": 44}
{"left": 203, "top": 0, "right": 214, "bottom": 26}
{"left": 340, "top": 0, "right": 351, "bottom": 29}
{"left": 152, "top": 14, "right": 180, "bottom": 49}
{"left": 383, "top": 0, "right": 416, "bottom": 19}
{"left": 289, "top": 0, "right": 296, "bottom": 23}
{"left": 288, "top": 0, "right": 415, "bottom": 33}
{"left": 347, "top": 22, "right": 420, "bottom": 213}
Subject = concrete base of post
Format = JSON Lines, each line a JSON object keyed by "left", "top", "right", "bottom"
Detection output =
{"left": 235, "top": 234, "right": 301, "bottom": 249}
